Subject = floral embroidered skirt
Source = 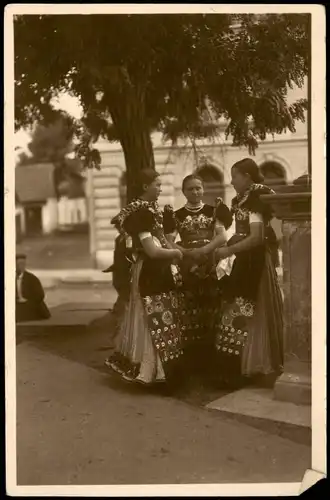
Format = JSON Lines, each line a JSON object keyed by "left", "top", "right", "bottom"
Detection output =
{"left": 215, "top": 250, "right": 284, "bottom": 381}
{"left": 179, "top": 269, "right": 226, "bottom": 378}
{"left": 105, "top": 259, "right": 184, "bottom": 385}
{"left": 181, "top": 276, "right": 221, "bottom": 343}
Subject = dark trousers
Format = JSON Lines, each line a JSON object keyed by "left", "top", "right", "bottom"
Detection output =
{"left": 16, "top": 301, "right": 51, "bottom": 323}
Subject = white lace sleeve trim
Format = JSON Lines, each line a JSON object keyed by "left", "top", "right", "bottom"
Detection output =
{"left": 214, "top": 219, "right": 225, "bottom": 229}
{"left": 139, "top": 231, "right": 152, "bottom": 241}
{"left": 249, "top": 212, "right": 263, "bottom": 224}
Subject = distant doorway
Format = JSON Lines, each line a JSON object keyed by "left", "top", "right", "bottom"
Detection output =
{"left": 24, "top": 204, "right": 43, "bottom": 236}
{"left": 196, "top": 163, "right": 225, "bottom": 206}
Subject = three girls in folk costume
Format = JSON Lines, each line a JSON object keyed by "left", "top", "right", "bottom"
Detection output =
{"left": 105, "top": 170, "right": 184, "bottom": 387}
{"left": 215, "top": 159, "right": 284, "bottom": 388}
{"left": 164, "top": 174, "right": 233, "bottom": 384}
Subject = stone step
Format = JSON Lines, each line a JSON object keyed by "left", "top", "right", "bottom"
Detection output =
{"left": 52, "top": 302, "right": 111, "bottom": 311}
{"left": 16, "top": 302, "right": 111, "bottom": 338}
{"left": 30, "top": 269, "right": 113, "bottom": 287}
{"left": 206, "top": 387, "right": 311, "bottom": 446}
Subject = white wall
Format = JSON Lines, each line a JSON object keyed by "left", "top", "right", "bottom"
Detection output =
{"left": 91, "top": 135, "right": 308, "bottom": 268}
{"left": 89, "top": 161, "right": 123, "bottom": 269}
{"left": 58, "top": 196, "right": 69, "bottom": 226}
{"left": 58, "top": 197, "right": 88, "bottom": 226}
{"left": 152, "top": 138, "right": 308, "bottom": 206}
{"left": 15, "top": 206, "right": 26, "bottom": 234}
{"left": 42, "top": 198, "right": 58, "bottom": 234}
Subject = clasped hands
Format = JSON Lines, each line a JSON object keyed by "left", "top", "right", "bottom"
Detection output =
{"left": 184, "top": 247, "right": 208, "bottom": 265}
{"left": 171, "top": 247, "right": 206, "bottom": 269}
{"left": 186, "top": 245, "right": 232, "bottom": 264}
{"left": 172, "top": 245, "right": 232, "bottom": 268}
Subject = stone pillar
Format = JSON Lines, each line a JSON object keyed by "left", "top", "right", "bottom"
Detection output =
{"left": 261, "top": 177, "right": 311, "bottom": 406}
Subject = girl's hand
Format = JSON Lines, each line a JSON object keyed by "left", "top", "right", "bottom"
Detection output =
{"left": 216, "top": 247, "right": 231, "bottom": 260}
{"left": 178, "top": 246, "right": 189, "bottom": 256}
{"left": 172, "top": 249, "right": 183, "bottom": 261}
{"left": 188, "top": 247, "right": 207, "bottom": 262}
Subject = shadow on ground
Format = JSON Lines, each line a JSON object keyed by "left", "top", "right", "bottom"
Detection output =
{"left": 16, "top": 313, "right": 232, "bottom": 408}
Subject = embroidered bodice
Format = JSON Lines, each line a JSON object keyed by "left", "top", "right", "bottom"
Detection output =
{"left": 164, "top": 198, "right": 232, "bottom": 249}
{"left": 231, "top": 184, "right": 277, "bottom": 244}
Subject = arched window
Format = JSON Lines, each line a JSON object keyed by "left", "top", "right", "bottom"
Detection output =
{"left": 195, "top": 163, "right": 224, "bottom": 205}
{"left": 196, "top": 163, "right": 224, "bottom": 183}
{"left": 259, "top": 161, "right": 287, "bottom": 187}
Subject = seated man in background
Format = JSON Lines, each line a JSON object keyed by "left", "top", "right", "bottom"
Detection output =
{"left": 16, "top": 253, "right": 51, "bottom": 322}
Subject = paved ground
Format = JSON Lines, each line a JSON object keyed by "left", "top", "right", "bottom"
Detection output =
{"left": 16, "top": 232, "right": 93, "bottom": 269}
{"left": 18, "top": 284, "right": 231, "bottom": 407}
{"left": 22, "top": 283, "right": 283, "bottom": 409}
{"left": 16, "top": 341, "right": 310, "bottom": 486}
{"left": 43, "top": 283, "right": 115, "bottom": 309}
{"left": 14, "top": 282, "right": 310, "bottom": 485}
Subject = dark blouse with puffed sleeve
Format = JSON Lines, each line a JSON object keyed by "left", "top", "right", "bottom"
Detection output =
{"left": 123, "top": 204, "right": 176, "bottom": 297}
{"left": 124, "top": 206, "right": 158, "bottom": 249}
{"left": 225, "top": 184, "right": 279, "bottom": 302}
{"left": 230, "top": 184, "right": 277, "bottom": 247}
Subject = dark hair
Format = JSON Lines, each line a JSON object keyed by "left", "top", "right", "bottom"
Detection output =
{"left": 16, "top": 253, "right": 26, "bottom": 260}
{"left": 136, "top": 169, "right": 160, "bottom": 195}
{"left": 232, "top": 158, "right": 264, "bottom": 184}
{"left": 182, "top": 174, "right": 204, "bottom": 192}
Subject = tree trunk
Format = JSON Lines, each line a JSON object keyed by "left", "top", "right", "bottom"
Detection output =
{"left": 107, "top": 76, "right": 155, "bottom": 202}
{"left": 119, "top": 124, "right": 155, "bottom": 202}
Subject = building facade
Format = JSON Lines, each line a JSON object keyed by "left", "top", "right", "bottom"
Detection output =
{"left": 88, "top": 120, "right": 308, "bottom": 269}
{"left": 15, "top": 163, "right": 59, "bottom": 236}
{"left": 15, "top": 162, "right": 89, "bottom": 237}
{"left": 15, "top": 193, "right": 26, "bottom": 243}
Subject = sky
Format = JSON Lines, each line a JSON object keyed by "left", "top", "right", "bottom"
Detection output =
{"left": 14, "top": 92, "right": 83, "bottom": 160}
{"left": 14, "top": 81, "right": 307, "bottom": 160}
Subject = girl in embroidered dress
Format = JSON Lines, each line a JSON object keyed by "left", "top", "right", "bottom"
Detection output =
{"left": 105, "top": 170, "right": 184, "bottom": 386}
{"left": 215, "top": 159, "right": 284, "bottom": 388}
{"left": 164, "top": 174, "right": 232, "bottom": 384}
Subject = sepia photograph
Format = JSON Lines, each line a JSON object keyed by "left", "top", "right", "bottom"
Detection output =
{"left": 5, "top": 3, "right": 326, "bottom": 496}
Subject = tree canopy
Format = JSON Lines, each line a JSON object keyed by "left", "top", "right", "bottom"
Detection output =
{"left": 16, "top": 110, "right": 85, "bottom": 197}
{"left": 14, "top": 13, "right": 309, "bottom": 199}
{"left": 17, "top": 111, "right": 74, "bottom": 166}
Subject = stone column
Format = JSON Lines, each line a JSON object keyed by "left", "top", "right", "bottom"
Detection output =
{"left": 261, "top": 177, "right": 311, "bottom": 406}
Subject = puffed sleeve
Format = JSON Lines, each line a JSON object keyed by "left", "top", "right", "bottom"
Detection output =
{"left": 163, "top": 204, "right": 177, "bottom": 234}
{"left": 246, "top": 186, "right": 274, "bottom": 222}
{"left": 123, "top": 206, "right": 155, "bottom": 237}
{"left": 214, "top": 198, "right": 233, "bottom": 230}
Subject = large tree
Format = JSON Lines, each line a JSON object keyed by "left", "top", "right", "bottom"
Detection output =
{"left": 14, "top": 13, "right": 309, "bottom": 200}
